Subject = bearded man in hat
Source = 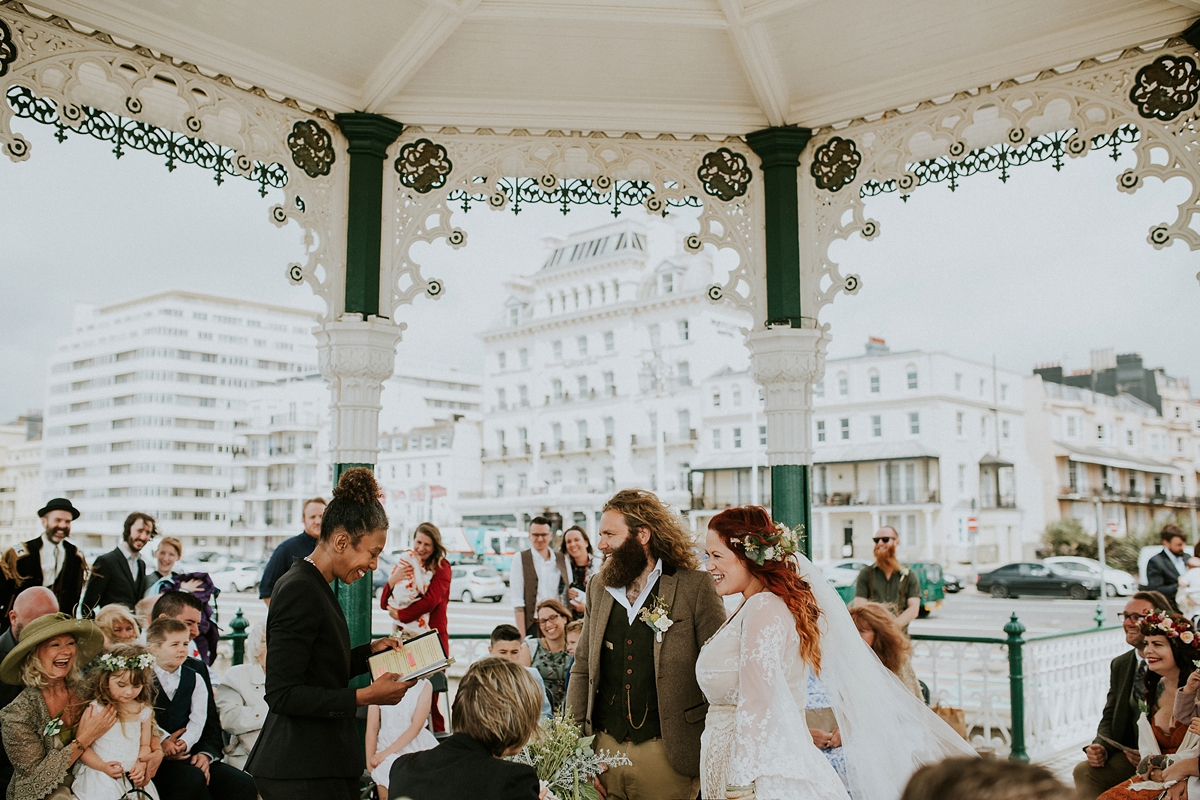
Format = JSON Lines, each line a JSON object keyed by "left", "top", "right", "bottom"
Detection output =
{"left": 0, "top": 498, "right": 89, "bottom": 625}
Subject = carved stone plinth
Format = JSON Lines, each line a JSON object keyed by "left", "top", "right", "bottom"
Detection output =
{"left": 747, "top": 325, "right": 829, "bottom": 467}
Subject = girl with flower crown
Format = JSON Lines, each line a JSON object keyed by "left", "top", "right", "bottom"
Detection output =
{"left": 74, "top": 643, "right": 163, "bottom": 800}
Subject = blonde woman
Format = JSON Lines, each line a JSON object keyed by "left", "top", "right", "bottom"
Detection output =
{"left": 388, "top": 657, "right": 545, "bottom": 800}
{"left": 95, "top": 604, "right": 140, "bottom": 651}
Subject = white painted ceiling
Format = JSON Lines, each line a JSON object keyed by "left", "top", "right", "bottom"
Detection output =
{"left": 27, "top": 0, "right": 1200, "bottom": 134}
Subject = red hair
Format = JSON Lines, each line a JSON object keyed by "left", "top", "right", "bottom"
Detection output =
{"left": 708, "top": 506, "right": 823, "bottom": 674}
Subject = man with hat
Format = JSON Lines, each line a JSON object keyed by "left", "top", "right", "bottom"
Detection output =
{"left": 0, "top": 498, "right": 89, "bottom": 626}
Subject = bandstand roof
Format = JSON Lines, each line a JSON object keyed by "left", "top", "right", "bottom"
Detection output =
{"left": 27, "top": 0, "right": 1198, "bottom": 134}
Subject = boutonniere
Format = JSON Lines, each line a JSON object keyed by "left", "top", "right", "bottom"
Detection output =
{"left": 638, "top": 595, "right": 674, "bottom": 642}
{"left": 43, "top": 713, "right": 63, "bottom": 739}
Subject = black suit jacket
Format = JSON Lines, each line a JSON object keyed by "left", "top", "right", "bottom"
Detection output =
{"left": 1091, "top": 649, "right": 1140, "bottom": 756}
{"left": 0, "top": 537, "right": 87, "bottom": 623}
{"left": 81, "top": 547, "right": 147, "bottom": 615}
{"left": 245, "top": 558, "right": 372, "bottom": 780}
{"left": 1147, "top": 550, "right": 1183, "bottom": 602}
{"left": 388, "top": 734, "right": 539, "bottom": 800}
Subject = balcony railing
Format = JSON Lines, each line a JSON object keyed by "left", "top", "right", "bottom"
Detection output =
{"left": 813, "top": 490, "right": 940, "bottom": 506}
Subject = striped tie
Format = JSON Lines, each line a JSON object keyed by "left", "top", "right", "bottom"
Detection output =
{"left": 1133, "top": 659, "right": 1148, "bottom": 703}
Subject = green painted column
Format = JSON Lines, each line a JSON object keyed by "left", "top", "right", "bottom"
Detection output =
{"left": 745, "top": 127, "right": 816, "bottom": 556}
{"left": 333, "top": 462, "right": 377, "bottom": 648}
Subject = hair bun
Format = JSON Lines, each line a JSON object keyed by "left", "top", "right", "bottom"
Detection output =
{"left": 333, "top": 467, "right": 382, "bottom": 506}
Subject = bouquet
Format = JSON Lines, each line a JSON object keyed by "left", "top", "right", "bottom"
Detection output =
{"left": 509, "top": 711, "right": 631, "bottom": 800}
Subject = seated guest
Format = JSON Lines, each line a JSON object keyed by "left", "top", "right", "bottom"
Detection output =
{"left": 214, "top": 621, "right": 268, "bottom": 770}
{"left": 147, "top": 617, "right": 256, "bottom": 800}
{"left": 95, "top": 603, "right": 141, "bottom": 651}
{"left": 152, "top": 591, "right": 204, "bottom": 663}
{"left": 0, "top": 587, "right": 61, "bottom": 795}
{"left": 902, "top": 757, "right": 1073, "bottom": 800}
{"left": 366, "top": 677, "right": 438, "bottom": 798}
{"left": 0, "top": 613, "right": 114, "bottom": 800}
{"left": 488, "top": 625, "right": 551, "bottom": 718}
{"left": 388, "top": 657, "right": 543, "bottom": 800}
{"left": 134, "top": 596, "right": 157, "bottom": 634}
{"left": 849, "top": 601, "right": 923, "bottom": 699}
{"left": 521, "top": 599, "right": 571, "bottom": 714}
{"left": 1075, "top": 591, "right": 1173, "bottom": 799}
{"left": 563, "top": 619, "right": 583, "bottom": 696}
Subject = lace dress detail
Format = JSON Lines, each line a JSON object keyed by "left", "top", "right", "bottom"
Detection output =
{"left": 695, "top": 592, "right": 850, "bottom": 800}
{"left": 72, "top": 701, "right": 161, "bottom": 800}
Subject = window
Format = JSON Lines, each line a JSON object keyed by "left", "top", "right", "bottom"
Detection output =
{"left": 678, "top": 410, "right": 691, "bottom": 440}
{"left": 732, "top": 386, "right": 742, "bottom": 406}
{"left": 676, "top": 361, "right": 690, "bottom": 386}
{"left": 577, "top": 375, "right": 588, "bottom": 397}
{"left": 840, "top": 418, "right": 850, "bottom": 440}
{"left": 979, "top": 378, "right": 986, "bottom": 396}
{"left": 604, "top": 331, "right": 614, "bottom": 352}
{"left": 498, "top": 352, "right": 506, "bottom": 370}
{"left": 519, "top": 348, "right": 529, "bottom": 368}
{"left": 518, "top": 473, "right": 528, "bottom": 491}
{"left": 980, "top": 417, "right": 987, "bottom": 439}
{"left": 871, "top": 415, "right": 882, "bottom": 437}
{"left": 907, "top": 369, "right": 918, "bottom": 390}
{"left": 838, "top": 374, "right": 848, "bottom": 396}
{"left": 1002, "top": 420, "right": 1011, "bottom": 440}
{"left": 1126, "top": 429, "right": 1135, "bottom": 447}
{"left": 712, "top": 429, "right": 722, "bottom": 449}
{"left": 712, "top": 389, "right": 721, "bottom": 407}
{"left": 552, "top": 340, "right": 563, "bottom": 361}
{"left": 552, "top": 379, "right": 563, "bottom": 401}
{"left": 759, "top": 425, "right": 767, "bottom": 445}
{"left": 869, "top": 373, "right": 880, "bottom": 394}
{"left": 955, "top": 373, "right": 962, "bottom": 391}
{"left": 496, "top": 429, "right": 506, "bottom": 450}
{"left": 816, "top": 420, "right": 826, "bottom": 443}
{"left": 519, "top": 385, "right": 529, "bottom": 407}
{"left": 660, "top": 272, "right": 674, "bottom": 294}
{"left": 577, "top": 336, "right": 588, "bottom": 357}
{"left": 648, "top": 324, "right": 661, "bottom": 350}
{"left": 508, "top": 307, "right": 520, "bottom": 326}
{"left": 496, "top": 475, "right": 505, "bottom": 497}
{"left": 733, "top": 428, "right": 743, "bottom": 448}
{"left": 577, "top": 420, "right": 588, "bottom": 449}
{"left": 518, "top": 427, "right": 528, "bottom": 449}
{"left": 604, "top": 466, "right": 615, "bottom": 491}
{"left": 956, "top": 411, "right": 964, "bottom": 437}
{"left": 814, "top": 381, "right": 824, "bottom": 398}
{"left": 551, "top": 469, "right": 562, "bottom": 484}
{"left": 909, "top": 412, "right": 920, "bottom": 435}
{"left": 677, "top": 320, "right": 689, "bottom": 341}
{"left": 1067, "top": 416, "right": 1078, "bottom": 438}
{"left": 577, "top": 468, "right": 588, "bottom": 486}
{"left": 958, "top": 464, "right": 966, "bottom": 493}
{"left": 552, "top": 423, "right": 563, "bottom": 447}
{"left": 496, "top": 388, "right": 507, "bottom": 410}
{"left": 604, "top": 417, "right": 614, "bottom": 446}
{"left": 1068, "top": 462, "right": 1078, "bottom": 492}
{"left": 1000, "top": 384, "right": 1008, "bottom": 402}
{"left": 1097, "top": 424, "right": 1108, "bottom": 443}
{"left": 604, "top": 371, "right": 616, "bottom": 397}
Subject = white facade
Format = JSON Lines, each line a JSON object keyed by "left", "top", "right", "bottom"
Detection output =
{"left": 0, "top": 417, "right": 43, "bottom": 547}
{"left": 41, "top": 291, "right": 319, "bottom": 551}
{"left": 457, "top": 219, "right": 752, "bottom": 534}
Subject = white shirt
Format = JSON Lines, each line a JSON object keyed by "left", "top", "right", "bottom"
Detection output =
{"left": 39, "top": 535, "right": 64, "bottom": 586}
{"left": 510, "top": 547, "right": 562, "bottom": 609}
{"left": 117, "top": 540, "right": 144, "bottom": 581}
{"left": 153, "top": 664, "right": 209, "bottom": 751}
{"left": 1169, "top": 551, "right": 1188, "bottom": 576}
{"left": 606, "top": 558, "right": 664, "bottom": 625}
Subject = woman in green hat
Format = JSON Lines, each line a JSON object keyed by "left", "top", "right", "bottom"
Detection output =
{"left": 0, "top": 613, "right": 119, "bottom": 800}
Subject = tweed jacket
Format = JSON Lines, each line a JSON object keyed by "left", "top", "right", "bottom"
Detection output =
{"left": 1092, "top": 648, "right": 1141, "bottom": 756}
{"left": 0, "top": 687, "right": 77, "bottom": 800}
{"left": 0, "top": 537, "right": 87, "bottom": 623}
{"left": 566, "top": 563, "right": 726, "bottom": 777}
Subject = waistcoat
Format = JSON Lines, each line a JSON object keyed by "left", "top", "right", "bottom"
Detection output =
{"left": 154, "top": 666, "right": 197, "bottom": 735}
{"left": 594, "top": 578, "right": 661, "bottom": 743}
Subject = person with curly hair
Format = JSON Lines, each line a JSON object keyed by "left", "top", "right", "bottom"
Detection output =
{"left": 848, "top": 601, "right": 923, "bottom": 699}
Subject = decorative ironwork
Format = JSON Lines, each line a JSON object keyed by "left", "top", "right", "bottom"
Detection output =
{"left": 861, "top": 126, "right": 1140, "bottom": 199}
{"left": 394, "top": 138, "right": 452, "bottom": 193}
{"left": 448, "top": 176, "right": 701, "bottom": 217}
{"left": 697, "top": 147, "right": 751, "bottom": 201}
{"left": 810, "top": 136, "right": 861, "bottom": 192}
{"left": 0, "top": 20, "right": 15, "bottom": 78}
{"left": 287, "top": 119, "right": 335, "bottom": 179}
{"left": 5, "top": 85, "right": 288, "bottom": 195}
{"left": 1130, "top": 55, "right": 1200, "bottom": 122}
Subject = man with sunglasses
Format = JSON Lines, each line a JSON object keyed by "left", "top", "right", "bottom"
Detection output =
{"left": 1073, "top": 590, "right": 1172, "bottom": 799}
{"left": 854, "top": 526, "right": 921, "bottom": 632}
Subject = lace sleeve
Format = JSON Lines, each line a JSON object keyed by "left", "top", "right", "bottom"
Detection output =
{"left": 0, "top": 693, "right": 75, "bottom": 796}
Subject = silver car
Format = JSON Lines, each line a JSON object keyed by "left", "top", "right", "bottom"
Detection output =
{"left": 450, "top": 565, "right": 506, "bottom": 603}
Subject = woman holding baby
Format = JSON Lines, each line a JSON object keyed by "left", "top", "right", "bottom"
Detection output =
{"left": 382, "top": 521, "right": 451, "bottom": 732}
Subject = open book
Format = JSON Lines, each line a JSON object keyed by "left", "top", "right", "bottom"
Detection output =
{"left": 368, "top": 629, "right": 454, "bottom": 682}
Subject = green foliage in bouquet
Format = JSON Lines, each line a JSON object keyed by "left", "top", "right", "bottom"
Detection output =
{"left": 508, "top": 711, "right": 631, "bottom": 800}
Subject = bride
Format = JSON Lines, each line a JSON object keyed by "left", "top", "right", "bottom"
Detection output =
{"left": 696, "top": 506, "right": 975, "bottom": 800}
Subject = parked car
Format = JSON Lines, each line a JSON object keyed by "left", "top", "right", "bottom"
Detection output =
{"left": 209, "top": 565, "right": 260, "bottom": 593}
{"left": 822, "top": 558, "right": 945, "bottom": 616}
{"left": 977, "top": 562, "right": 1100, "bottom": 599}
{"left": 943, "top": 572, "right": 963, "bottom": 593}
{"left": 1043, "top": 556, "right": 1137, "bottom": 597}
{"left": 450, "top": 565, "right": 506, "bottom": 603}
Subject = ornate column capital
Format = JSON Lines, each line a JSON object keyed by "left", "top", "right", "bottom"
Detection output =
{"left": 747, "top": 324, "right": 829, "bottom": 467}
{"left": 315, "top": 314, "right": 404, "bottom": 465}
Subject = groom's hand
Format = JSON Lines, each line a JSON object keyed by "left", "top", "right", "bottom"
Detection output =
{"left": 593, "top": 776, "right": 607, "bottom": 799}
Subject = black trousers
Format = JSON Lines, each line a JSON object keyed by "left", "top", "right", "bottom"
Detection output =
{"left": 255, "top": 776, "right": 361, "bottom": 800}
{"left": 152, "top": 758, "right": 257, "bottom": 800}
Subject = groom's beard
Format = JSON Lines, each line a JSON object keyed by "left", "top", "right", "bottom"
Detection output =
{"left": 600, "top": 534, "right": 650, "bottom": 589}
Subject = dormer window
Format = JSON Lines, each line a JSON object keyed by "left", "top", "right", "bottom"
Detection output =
{"left": 660, "top": 272, "right": 674, "bottom": 294}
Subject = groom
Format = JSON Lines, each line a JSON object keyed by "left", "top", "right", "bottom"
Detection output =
{"left": 567, "top": 489, "right": 725, "bottom": 800}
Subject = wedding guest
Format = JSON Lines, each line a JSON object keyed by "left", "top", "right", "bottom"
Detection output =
{"left": 1177, "top": 557, "right": 1200, "bottom": 620}
{"left": 854, "top": 525, "right": 920, "bottom": 632}
{"left": 387, "top": 657, "right": 544, "bottom": 800}
{"left": 522, "top": 599, "right": 571, "bottom": 714}
{"left": 145, "top": 537, "right": 191, "bottom": 598}
{"left": 849, "top": 601, "right": 923, "bottom": 698}
{"left": 511, "top": 517, "right": 567, "bottom": 638}
{"left": 214, "top": 621, "right": 268, "bottom": 769}
{"left": 805, "top": 672, "right": 848, "bottom": 791}
{"left": 563, "top": 619, "right": 583, "bottom": 697}
{"left": 0, "top": 586, "right": 59, "bottom": 794}
{"left": 95, "top": 603, "right": 141, "bottom": 651}
{"left": 1147, "top": 524, "right": 1189, "bottom": 605}
{"left": 366, "top": 677, "right": 438, "bottom": 799}
{"left": 902, "top": 757, "right": 1074, "bottom": 800}
{"left": 0, "top": 614, "right": 115, "bottom": 799}
{"left": 488, "top": 625, "right": 551, "bottom": 718}
{"left": 81, "top": 512, "right": 155, "bottom": 616}
{"left": 258, "top": 498, "right": 325, "bottom": 607}
{"left": 159, "top": 574, "right": 220, "bottom": 665}
{"left": 134, "top": 596, "right": 157, "bottom": 634}
{"left": 152, "top": 591, "right": 206, "bottom": 662}
{"left": 560, "top": 526, "right": 600, "bottom": 620}
{"left": 0, "top": 498, "right": 88, "bottom": 625}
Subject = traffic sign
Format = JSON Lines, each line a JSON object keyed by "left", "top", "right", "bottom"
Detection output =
{"left": 1107, "top": 521, "right": 1119, "bottom": 535}
{"left": 968, "top": 517, "right": 978, "bottom": 533}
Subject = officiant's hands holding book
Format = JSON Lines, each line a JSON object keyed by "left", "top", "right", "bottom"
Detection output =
{"left": 370, "top": 636, "right": 405, "bottom": 655}
{"left": 357, "top": 671, "right": 417, "bottom": 706}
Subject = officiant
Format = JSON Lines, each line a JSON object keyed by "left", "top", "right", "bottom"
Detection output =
{"left": 246, "top": 468, "right": 415, "bottom": 800}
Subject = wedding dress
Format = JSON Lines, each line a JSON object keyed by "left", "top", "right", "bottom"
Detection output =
{"left": 696, "top": 554, "right": 975, "bottom": 800}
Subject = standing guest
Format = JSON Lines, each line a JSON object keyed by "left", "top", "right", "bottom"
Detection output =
{"left": 0, "top": 498, "right": 88, "bottom": 624}
{"left": 0, "top": 614, "right": 116, "bottom": 800}
{"left": 0, "top": 586, "right": 59, "bottom": 794}
{"left": 382, "top": 522, "right": 451, "bottom": 732}
{"left": 258, "top": 498, "right": 326, "bottom": 607}
{"left": 488, "top": 625, "right": 552, "bottom": 719}
{"left": 145, "top": 537, "right": 194, "bottom": 598}
{"left": 214, "top": 621, "right": 268, "bottom": 770}
{"left": 849, "top": 601, "right": 923, "bottom": 699}
{"left": 566, "top": 489, "right": 726, "bottom": 800}
{"left": 81, "top": 512, "right": 155, "bottom": 616}
{"left": 388, "top": 657, "right": 544, "bottom": 800}
{"left": 522, "top": 598, "right": 571, "bottom": 714}
{"left": 95, "top": 604, "right": 141, "bottom": 651}
{"left": 1075, "top": 591, "right": 1173, "bottom": 799}
{"left": 804, "top": 672, "right": 848, "bottom": 791}
{"left": 854, "top": 525, "right": 921, "bottom": 632}
{"left": 511, "top": 517, "right": 568, "bottom": 638}
{"left": 560, "top": 525, "right": 600, "bottom": 620}
{"left": 245, "top": 468, "right": 416, "bottom": 800}
{"left": 366, "top": 678, "right": 438, "bottom": 799}
{"left": 1148, "top": 524, "right": 1189, "bottom": 606}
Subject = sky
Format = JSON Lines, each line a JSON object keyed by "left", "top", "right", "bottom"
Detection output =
{"left": 1, "top": 115, "right": 1198, "bottom": 423}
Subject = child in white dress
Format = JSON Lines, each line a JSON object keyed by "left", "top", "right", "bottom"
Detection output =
{"left": 74, "top": 644, "right": 163, "bottom": 800}
{"left": 387, "top": 550, "right": 433, "bottom": 639}
{"left": 365, "top": 678, "right": 438, "bottom": 798}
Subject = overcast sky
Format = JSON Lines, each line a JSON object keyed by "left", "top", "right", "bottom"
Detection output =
{"left": 1, "top": 116, "right": 1198, "bottom": 423}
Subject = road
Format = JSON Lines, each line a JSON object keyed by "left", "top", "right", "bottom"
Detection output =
{"left": 211, "top": 584, "right": 1130, "bottom": 640}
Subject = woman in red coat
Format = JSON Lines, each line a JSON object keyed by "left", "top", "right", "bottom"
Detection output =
{"left": 382, "top": 522, "right": 451, "bottom": 731}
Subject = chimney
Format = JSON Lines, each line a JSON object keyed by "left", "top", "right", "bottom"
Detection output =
{"left": 865, "top": 336, "right": 889, "bottom": 356}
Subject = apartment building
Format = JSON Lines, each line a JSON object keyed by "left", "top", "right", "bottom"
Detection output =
{"left": 0, "top": 415, "right": 43, "bottom": 547}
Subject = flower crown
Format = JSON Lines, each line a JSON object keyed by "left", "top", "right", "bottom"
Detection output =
{"left": 727, "top": 523, "right": 805, "bottom": 566}
{"left": 96, "top": 652, "right": 155, "bottom": 672}
{"left": 1140, "top": 610, "right": 1196, "bottom": 644}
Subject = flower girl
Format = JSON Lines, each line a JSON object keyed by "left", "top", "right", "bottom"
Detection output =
{"left": 74, "top": 644, "right": 163, "bottom": 800}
